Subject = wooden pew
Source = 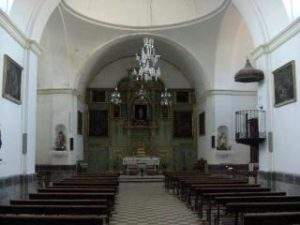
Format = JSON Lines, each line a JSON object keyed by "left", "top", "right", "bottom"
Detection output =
{"left": 194, "top": 187, "right": 270, "bottom": 223}
{"left": 38, "top": 188, "right": 116, "bottom": 193}
{"left": 11, "top": 199, "right": 107, "bottom": 206}
{"left": 176, "top": 176, "right": 246, "bottom": 196}
{"left": 0, "top": 205, "right": 109, "bottom": 217}
{"left": 195, "top": 187, "right": 270, "bottom": 214}
{"left": 52, "top": 182, "right": 118, "bottom": 187}
{"left": 226, "top": 201, "right": 300, "bottom": 225}
{"left": 186, "top": 183, "right": 260, "bottom": 205}
{"left": 242, "top": 212, "right": 300, "bottom": 225}
{"left": 0, "top": 214, "right": 105, "bottom": 225}
{"left": 29, "top": 192, "right": 115, "bottom": 209}
{"left": 3, "top": 173, "right": 119, "bottom": 225}
{"left": 208, "top": 193, "right": 290, "bottom": 224}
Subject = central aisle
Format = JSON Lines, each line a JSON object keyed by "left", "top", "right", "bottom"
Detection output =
{"left": 110, "top": 182, "right": 203, "bottom": 225}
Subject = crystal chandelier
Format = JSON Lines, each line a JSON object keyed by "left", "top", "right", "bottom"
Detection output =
{"left": 110, "top": 37, "right": 172, "bottom": 106}
{"left": 132, "top": 37, "right": 161, "bottom": 82}
{"left": 110, "top": 87, "right": 122, "bottom": 105}
{"left": 160, "top": 88, "right": 172, "bottom": 106}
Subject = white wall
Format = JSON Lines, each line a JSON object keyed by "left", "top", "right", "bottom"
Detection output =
{"left": 198, "top": 92, "right": 257, "bottom": 165}
{"left": 36, "top": 92, "right": 85, "bottom": 165}
{"left": 214, "top": 4, "right": 256, "bottom": 91}
{"left": 0, "top": 0, "right": 14, "bottom": 14}
{"left": 197, "top": 95, "right": 215, "bottom": 163}
{"left": 0, "top": 26, "right": 23, "bottom": 177}
{"left": 38, "top": 9, "right": 73, "bottom": 89}
{"left": 213, "top": 93, "right": 257, "bottom": 164}
{"left": 75, "top": 98, "right": 85, "bottom": 161}
{"left": 197, "top": 5, "right": 258, "bottom": 165}
{"left": 0, "top": 23, "right": 38, "bottom": 177}
{"left": 256, "top": 29, "right": 300, "bottom": 175}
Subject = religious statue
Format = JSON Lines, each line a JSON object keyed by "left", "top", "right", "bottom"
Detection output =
{"left": 55, "top": 131, "right": 66, "bottom": 151}
{"left": 217, "top": 126, "right": 231, "bottom": 150}
{"left": 218, "top": 133, "right": 228, "bottom": 150}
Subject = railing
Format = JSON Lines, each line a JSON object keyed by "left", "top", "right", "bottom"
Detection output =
{"left": 235, "top": 109, "right": 266, "bottom": 144}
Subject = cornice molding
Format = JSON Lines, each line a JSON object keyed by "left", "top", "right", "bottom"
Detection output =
{"left": 199, "top": 89, "right": 257, "bottom": 103}
{"left": 38, "top": 88, "right": 78, "bottom": 95}
{"left": 251, "top": 17, "right": 300, "bottom": 60}
{"left": 37, "top": 88, "right": 86, "bottom": 103}
{"left": 61, "top": 0, "right": 230, "bottom": 31}
{"left": 0, "top": 10, "right": 42, "bottom": 55}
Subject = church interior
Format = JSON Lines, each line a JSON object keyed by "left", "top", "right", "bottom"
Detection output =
{"left": 0, "top": 0, "right": 300, "bottom": 224}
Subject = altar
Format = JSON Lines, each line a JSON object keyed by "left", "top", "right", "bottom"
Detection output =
{"left": 123, "top": 157, "right": 160, "bottom": 175}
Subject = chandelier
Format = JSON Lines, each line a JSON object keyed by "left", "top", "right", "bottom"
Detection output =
{"left": 160, "top": 88, "right": 172, "bottom": 106}
{"left": 110, "top": 37, "right": 172, "bottom": 106}
{"left": 110, "top": 87, "right": 122, "bottom": 105}
{"left": 132, "top": 37, "right": 161, "bottom": 82}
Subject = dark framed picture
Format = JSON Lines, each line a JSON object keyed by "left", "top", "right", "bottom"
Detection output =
{"left": 91, "top": 90, "right": 106, "bottom": 103}
{"left": 112, "top": 104, "right": 121, "bottom": 118}
{"left": 89, "top": 110, "right": 108, "bottom": 137}
{"left": 199, "top": 112, "right": 205, "bottom": 136}
{"left": 2, "top": 55, "right": 23, "bottom": 104}
{"left": 77, "top": 111, "right": 83, "bottom": 135}
{"left": 134, "top": 104, "right": 148, "bottom": 121}
{"left": 176, "top": 91, "right": 189, "bottom": 103}
{"left": 120, "top": 103, "right": 128, "bottom": 119}
{"left": 273, "top": 60, "right": 296, "bottom": 107}
{"left": 173, "top": 111, "right": 193, "bottom": 138}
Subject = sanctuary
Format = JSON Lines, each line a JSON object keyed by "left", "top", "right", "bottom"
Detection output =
{"left": 0, "top": 1, "right": 300, "bottom": 224}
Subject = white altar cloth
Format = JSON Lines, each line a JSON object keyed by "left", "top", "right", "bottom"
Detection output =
{"left": 123, "top": 157, "right": 160, "bottom": 166}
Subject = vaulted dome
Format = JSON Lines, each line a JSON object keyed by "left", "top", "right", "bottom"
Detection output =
{"left": 63, "top": 0, "right": 227, "bottom": 28}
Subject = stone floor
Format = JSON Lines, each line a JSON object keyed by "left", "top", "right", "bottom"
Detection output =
{"left": 110, "top": 182, "right": 205, "bottom": 225}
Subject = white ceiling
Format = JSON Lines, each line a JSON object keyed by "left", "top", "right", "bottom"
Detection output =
{"left": 63, "top": 0, "right": 226, "bottom": 28}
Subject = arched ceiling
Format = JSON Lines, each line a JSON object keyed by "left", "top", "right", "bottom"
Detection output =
{"left": 7, "top": 0, "right": 296, "bottom": 45}
{"left": 63, "top": 0, "right": 227, "bottom": 28}
{"left": 75, "top": 34, "right": 204, "bottom": 95}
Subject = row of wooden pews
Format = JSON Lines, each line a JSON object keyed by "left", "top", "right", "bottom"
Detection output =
{"left": 0, "top": 173, "right": 119, "bottom": 225}
{"left": 165, "top": 172, "right": 300, "bottom": 225}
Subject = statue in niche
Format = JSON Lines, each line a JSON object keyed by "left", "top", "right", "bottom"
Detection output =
{"left": 217, "top": 126, "right": 231, "bottom": 150}
{"left": 54, "top": 125, "right": 67, "bottom": 151}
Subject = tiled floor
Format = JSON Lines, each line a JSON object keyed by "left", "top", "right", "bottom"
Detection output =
{"left": 110, "top": 182, "right": 205, "bottom": 225}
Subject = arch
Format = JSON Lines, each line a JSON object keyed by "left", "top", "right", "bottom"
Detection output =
{"left": 232, "top": 0, "right": 290, "bottom": 45}
{"left": 74, "top": 33, "right": 206, "bottom": 97}
{"left": 7, "top": 0, "right": 295, "bottom": 45}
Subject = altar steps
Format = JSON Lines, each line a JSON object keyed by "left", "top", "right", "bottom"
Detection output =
{"left": 119, "top": 175, "right": 164, "bottom": 183}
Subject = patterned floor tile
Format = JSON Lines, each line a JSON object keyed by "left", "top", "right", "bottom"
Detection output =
{"left": 110, "top": 182, "right": 205, "bottom": 225}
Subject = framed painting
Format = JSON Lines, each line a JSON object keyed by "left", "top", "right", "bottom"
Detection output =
{"left": 173, "top": 111, "right": 193, "bottom": 138}
{"left": 2, "top": 55, "right": 23, "bottom": 104}
{"left": 89, "top": 110, "right": 108, "bottom": 137}
{"left": 176, "top": 91, "right": 189, "bottom": 103}
{"left": 112, "top": 104, "right": 121, "bottom": 118}
{"left": 273, "top": 60, "right": 296, "bottom": 107}
{"left": 77, "top": 111, "right": 83, "bottom": 135}
{"left": 91, "top": 90, "right": 106, "bottom": 103}
{"left": 199, "top": 112, "right": 205, "bottom": 136}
